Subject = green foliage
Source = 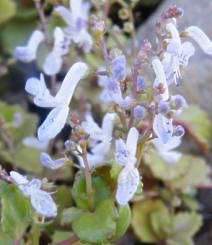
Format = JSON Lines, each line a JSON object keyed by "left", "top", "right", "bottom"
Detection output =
{"left": 131, "top": 198, "right": 202, "bottom": 244}
{"left": 0, "top": 181, "right": 32, "bottom": 239}
{"left": 144, "top": 151, "right": 210, "bottom": 189}
{"left": 0, "top": 101, "right": 43, "bottom": 173}
{"left": 72, "top": 199, "right": 117, "bottom": 244}
{"left": 113, "top": 204, "right": 131, "bottom": 241}
{"left": 0, "top": 0, "right": 16, "bottom": 24}
{"left": 178, "top": 105, "right": 212, "bottom": 144}
{"left": 72, "top": 175, "right": 111, "bottom": 210}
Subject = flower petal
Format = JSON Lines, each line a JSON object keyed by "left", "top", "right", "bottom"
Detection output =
{"left": 54, "top": 6, "right": 72, "bottom": 26}
{"left": 38, "top": 106, "right": 69, "bottom": 141}
{"left": 10, "top": 171, "right": 29, "bottom": 185}
{"left": 152, "top": 58, "right": 169, "bottom": 101}
{"left": 186, "top": 26, "right": 212, "bottom": 55}
{"left": 55, "top": 62, "right": 88, "bottom": 105}
{"left": 116, "top": 166, "right": 139, "bottom": 205}
{"left": 30, "top": 189, "right": 57, "bottom": 217}
{"left": 40, "top": 152, "right": 65, "bottom": 170}
{"left": 102, "top": 113, "right": 116, "bottom": 140}
{"left": 126, "top": 127, "right": 139, "bottom": 158}
{"left": 153, "top": 113, "right": 173, "bottom": 144}
{"left": 14, "top": 30, "right": 44, "bottom": 62}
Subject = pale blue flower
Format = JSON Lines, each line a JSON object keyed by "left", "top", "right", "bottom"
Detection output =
{"left": 14, "top": 30, "right": 44, "bottom": 62}
{"left": 10, "top": 171, "right": 57, "bottom": 217}
{"left": 115, "top": 127, "right": 140, "bottom": 205}
{"left": 81, "top": 113, "right": 116, "bottom": 155}
{"left": 55, "top": 0, "right": 92, "bottom": 52}
{"left": 153, "top": 113, "right": 173, "bottom": 144}
{"left": 25, "top": 62, "right": 88, "bottom": 141}
{"left": 186, "top": 26, "right": 212, "bottom": 55}
{"left": 40, "top": 152, "right": 65, "bottom": 170}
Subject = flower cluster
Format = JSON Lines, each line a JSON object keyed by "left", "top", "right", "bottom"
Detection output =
{"left": 11, "top": 1, "right": 212, "bottom": 222}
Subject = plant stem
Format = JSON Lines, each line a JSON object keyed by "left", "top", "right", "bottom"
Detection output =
{"left": 34, "top": 0, "right": 50, "bottom": 46}
{"left": 81, "top": 147, "right": 94, "bottom": 211}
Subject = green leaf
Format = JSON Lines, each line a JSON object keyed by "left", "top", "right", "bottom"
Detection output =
{"left": 0, "top": 0, "right": 16, "bottom": 24}
{"left": 0, "top": 181, "right": 32, "bottom": 239}
{"left": 0, "top": 229, "right": 13, "bottom": 245}
{"left": 72, "top": 199, "right": 117, "bottom": 244}
{"left": 167, "top": 236, "right": 193, "bottom": 245}
{"left": 143, "top": 150, "right": 191, "bottom": 181}
{"left": 144, "top": 150, "right": 210, "bottom": 189}
{"left": 172, "top": 212, "right": 202, "bottom": 237}
{"left": 169, "top": 155, "right": 210, "bottom": 189}
{"left": 131, "top": 199, "right": 167, "bottom": 243}
{"left": 0, "top": 19, "right": 37, "bottom": 53}
{"left": 54, "top": 186, "right": 72, "bottom": 213}
{"left": 178, "top": 105, "right": 212, "bottom": 144}
{"left": 72, "top": 175, "right": 111, "bottom": 210}
{"left": 166, "top": 212, "right": 202, "bottom": 245}
{"left": 150, "top": 208, "right": 173, "bottom": 240}
{"left": 52, "top": 231, "right": 72, "bottom": 243}
{"left": 15, "top": 146, "right": 42, "bottom": 174}
{"left": 113, "top": 204, "right": 131, "bottom": 241}
{"left": 61, "top": 207, "right": 83, "bottom": 225}
{"left": 0, "top": 101, "right": 38, "bottom": 144}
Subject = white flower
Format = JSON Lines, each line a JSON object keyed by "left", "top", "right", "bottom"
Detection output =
{"left": 22, "top": 137, "right": 49, "bottom": 150}
{"left": 151, "top": 136, "right": 182, "bottom": 163}
{"left": 163, "top": 40, "right": 195, "bottom": 85}
{"left": 40, "top": 152, "right": 65, "bottom": 170}
{"left": 14, "top": 30, "right": 44, "bottom": 62}
{"left": 153, "top": 113, "right": 173, "bottom": 144}
{"left": 81, "top": 113, "right": 116, "bottom": 155}
{"left": 115, "top": 127, "right": 140, "bottom": 205}
{"left": 10, "top": 171, "right": 57, "bottom": 217}
{"left": 55, "top": 0, "right": 92, "bottom": 52}
{"left": 152, "top": 58, "right": 169, "bottom": 101}
{"left": 185, "top": 26, "right": 212, "bottom": 55}
{"left": 166, "top": 21, "right": 181, "bottom": 45}
{"left": 25, "top": 62, "right": 88, "bottom": 141}
{"left": 43, "top": 27, "right": 67, "bottom": 75}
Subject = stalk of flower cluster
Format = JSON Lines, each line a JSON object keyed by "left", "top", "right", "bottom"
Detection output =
{"left": 81, "top": 144, "right": 94, "bottom": 211}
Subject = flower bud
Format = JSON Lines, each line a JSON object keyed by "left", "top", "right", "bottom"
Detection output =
{"left": 174, "top": 125, "right": 185, "bottom": 137}
{"left": 137, "top": 76, "right": 146, "bottom": 91}
{"left": 133, "top": 105, "right": 146, "bottom": 119}
{"left": 172, "top": 95, "right": 187, "bottom": 110}
{"left": 158, "top": 101, "right": 170, "bottom": 114}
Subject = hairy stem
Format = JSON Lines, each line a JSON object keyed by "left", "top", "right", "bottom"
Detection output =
{"left": 81, "top": 147, "right": 94, "bottom": 211}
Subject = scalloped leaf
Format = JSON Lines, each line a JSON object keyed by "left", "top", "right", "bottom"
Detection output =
{"left": 150, "top": 207, "right": 173, "bottom": 240}
{"left": 166, "top": 212, "right": 202, "bottom": 245}
{"left": 131, "top": 199, "right": 167, "bottom": 243}
{"left": 0, "top": 181, "right": 32, "bottom": 239}
{"left": 143, "top": 149, "right": 190, "bottom": 181}
{"left": 178, "top": 105, "right": 212, "bottom": 144}
{"left": 72, "top": 199, "right": 117, "bottom": 244}
{"left": 169, "top": 155, "right": 210, "bottom": 189}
